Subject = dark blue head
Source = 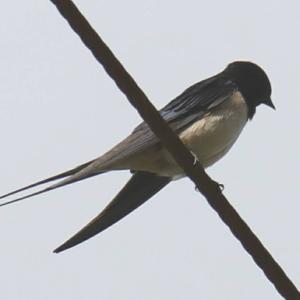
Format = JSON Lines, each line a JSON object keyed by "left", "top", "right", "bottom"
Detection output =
{"left": 222, "top": 61, "right": 275, "bottom": 118}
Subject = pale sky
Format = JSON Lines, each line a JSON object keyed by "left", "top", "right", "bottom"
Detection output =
{"left": 0, "top": 1, "right": 299, "bottom": 299}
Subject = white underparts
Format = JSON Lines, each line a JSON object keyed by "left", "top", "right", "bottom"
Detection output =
{"left": 117, "top": 91, "right": 249, "bottom": 178}
{"left": 154, "top": 91, "right": 248, "bottom": 177}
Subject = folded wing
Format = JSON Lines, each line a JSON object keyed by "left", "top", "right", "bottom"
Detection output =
{"left": 54, "top": 171, "right": 170, "bottom": 253}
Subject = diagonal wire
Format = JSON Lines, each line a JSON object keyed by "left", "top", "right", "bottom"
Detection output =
{"left": 49, "top": 1, "right": 300, "bottom": 299}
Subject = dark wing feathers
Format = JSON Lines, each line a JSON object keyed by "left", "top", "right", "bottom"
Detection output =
{"left": 105, "top": 76, "right": 236, "bottom": 164}
{"left": 0, "top": 76, "right": 235, "bottom": 203}
{"left": 54, "top": 172, "right": 170, "bottom": 253}
{"left": 0, "top": 74, "right": 237, "bottom": 253}
{"left": 133, "top": 76, "right": 235, "bottom": 133}
{"left": 52, "top": 77, "right": 235, "bottom": 252}
{"left": 159, "top": 75, "right": 235, "bottom": 120}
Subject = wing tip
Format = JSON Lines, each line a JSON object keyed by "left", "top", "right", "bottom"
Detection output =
{"left": 52, "top": 231, "right": 91, "bottom": 254}
{"left": 53, "top": 238, "right": 78, "bottom": 253}
{"left": 53, "top": 244, "right": 66, "bottom": 254}
{"left": 53, "top": 172, "right": 171, "bottom": 253}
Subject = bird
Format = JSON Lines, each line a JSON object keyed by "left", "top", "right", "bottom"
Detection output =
{"left": 0, "top": 61, "right": 275, "bottom": 253}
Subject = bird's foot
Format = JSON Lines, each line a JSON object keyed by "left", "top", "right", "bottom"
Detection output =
{"left": 190, "top": 151, "right": 224, "bottom": 192}
{"left": 191, "top": 151, "right": 199, "bottom": 166}
{"left": 217, "top": 182, "right": 225, "bottom": 191}
{"left": 194, "top": 180, "right": 224, "bottom": 192}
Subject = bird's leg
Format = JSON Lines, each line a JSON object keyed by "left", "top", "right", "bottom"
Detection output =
{"left": 190, "top": 151, "right": 199, "bottom": 166}
{"left": 189, "top": 151, "right": 224, "bottom": 192}
{"left": 190, "top": 152, "right": 224, "bottom": 192}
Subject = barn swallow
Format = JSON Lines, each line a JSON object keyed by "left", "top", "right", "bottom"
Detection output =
{"left": 0, "top": 61, "right": 275, "bottom": 253}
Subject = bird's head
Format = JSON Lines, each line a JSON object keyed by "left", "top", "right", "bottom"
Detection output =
{"left": 223, "top": 61, "right": 275, "bottom": 118}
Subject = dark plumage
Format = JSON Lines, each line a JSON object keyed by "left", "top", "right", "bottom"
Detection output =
{"left": 222, "top": 61, "right": 273, "bottom": 118}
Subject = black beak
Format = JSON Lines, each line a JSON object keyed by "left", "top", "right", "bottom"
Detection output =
{"left": 264, "top": 97, "right": 276, "bottom": 110}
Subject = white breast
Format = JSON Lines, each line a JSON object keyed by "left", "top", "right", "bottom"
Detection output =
{"left": 154, "top": 91, "right": 248, "bottom": 177}
{"left": 179, "top": 91, "right": 248, "bottom": 168}
{"left": 122, "top": 91, "right": 249, "bottom": 178}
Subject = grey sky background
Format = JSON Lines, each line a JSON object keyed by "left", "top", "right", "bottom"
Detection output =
{"left": 0, "top": 1, "right": 299, "bottom": 299}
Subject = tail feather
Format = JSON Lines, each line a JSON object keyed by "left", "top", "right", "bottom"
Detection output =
{"left": 54, "top": 171, "right": 171, "bottom": 253}
{"left": 0, "top": 159, "right": 103, "bottom": 207}
{"left": 0, "top": 185, "right": 62, "bottom": 207}
{"left": 0, "top": 160, "right": 96, "bottom": 201}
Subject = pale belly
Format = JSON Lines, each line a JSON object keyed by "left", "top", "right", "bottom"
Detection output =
{"left": 120, "top": 91, "right": 248, "bottom": 178}
{"left": 137, "top": 92, "right": 248, "bottom": 177}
